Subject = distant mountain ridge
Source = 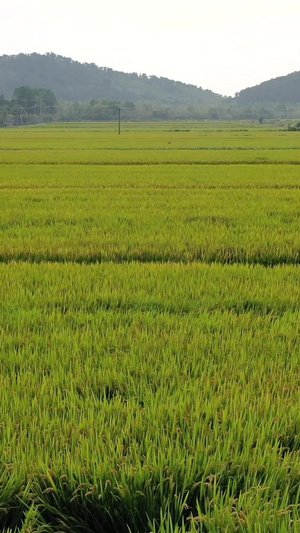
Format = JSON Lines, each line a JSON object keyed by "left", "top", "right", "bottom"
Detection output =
{"left": 1, "top": 53, "right": 300, "bottom": 107}
{"left": 0, "top": 53, "right": 222, "bottom": 105}
{"left": 235, "top": 71, "right": 300, "bottom": 105}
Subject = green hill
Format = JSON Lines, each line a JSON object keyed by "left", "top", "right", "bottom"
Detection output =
{"left": 235, "top": 71, "right": 300, "bottom": 105}
{"left": 0, "top": 53, "right": 222, "bottom": 105}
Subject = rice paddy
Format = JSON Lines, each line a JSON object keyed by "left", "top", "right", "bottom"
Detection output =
{"left": 1, "top": 122, "right": 300, "bottom": 532}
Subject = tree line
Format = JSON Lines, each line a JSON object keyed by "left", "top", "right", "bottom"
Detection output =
{"left": 2, "top": 85, "right": 300, "bottom": 127}
{"left": 0, "top": 86, "right": 57, "bottom": 126}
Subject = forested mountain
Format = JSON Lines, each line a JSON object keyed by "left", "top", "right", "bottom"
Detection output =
{"left": 0, "top": 53, "right": 222, "bottom": 105}
{"left": 235, "top": 71, "right": 300, "bottom": 105}
{"left": 2, "top": 52, "right": 300, "bottom": 124}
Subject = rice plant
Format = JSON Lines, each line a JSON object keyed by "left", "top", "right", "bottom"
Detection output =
{"left": 0, "top": 122, "right": 300, "bottom": 531}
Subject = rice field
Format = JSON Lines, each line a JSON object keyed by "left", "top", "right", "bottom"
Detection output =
{"left": 1, "top": 122, "right": 300, "bottom": 532}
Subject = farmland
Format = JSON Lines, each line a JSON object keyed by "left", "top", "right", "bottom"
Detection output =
{"left": 1, "top": 122, "right": 300, "bottom": 532}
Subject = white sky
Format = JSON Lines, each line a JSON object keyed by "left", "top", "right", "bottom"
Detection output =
{"left": 2, "top": 0, "right": 300, "bottom": 96}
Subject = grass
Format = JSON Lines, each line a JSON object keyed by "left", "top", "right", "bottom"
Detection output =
{"left": 0, "top": 121, "right": 300, "bottom": 531}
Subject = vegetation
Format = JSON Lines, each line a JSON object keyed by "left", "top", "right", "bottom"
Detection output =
{"left": 235, "top": 71, "right": 300, "bottom": 105}
{"left": 0, "top": 87, "right": 57, "bottom": 126}
{"left": 2, "top": 54, "right": 300, "bottom": 124}
{"left": 0, "top": 53, "right": 222, "bottom": 105}
{"left": 1, "top": 122, "right": 300, "bottom": 531}
{"left": 3, "top": 91, "right": 300, "bottom": 126}
{"left": 288, "top": 122, "right": 300, "bottom": 131}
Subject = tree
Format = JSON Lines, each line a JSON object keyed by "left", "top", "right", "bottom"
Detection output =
{"left": 12, "top": 86, "right": 57, "bottom": 123}
{"left": 288, "top": 122, "right": 300, "bottom": 131}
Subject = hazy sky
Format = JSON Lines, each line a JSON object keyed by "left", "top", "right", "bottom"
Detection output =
{"left": 2, "top": 0, "right": 300, "bottom": 96}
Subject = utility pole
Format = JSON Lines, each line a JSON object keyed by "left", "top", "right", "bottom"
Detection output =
{"left": 39, "top": 97, "right": 42, "bottom": 124}
{"left": 118, "top": 107, "right": 121, "bottom": 135}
